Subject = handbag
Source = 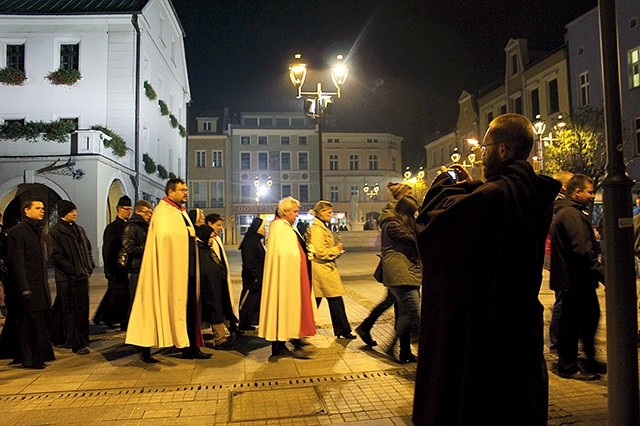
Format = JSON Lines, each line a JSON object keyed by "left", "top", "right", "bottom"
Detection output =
{"left": 373, "top": 256, "right": 383, "bottom": 283}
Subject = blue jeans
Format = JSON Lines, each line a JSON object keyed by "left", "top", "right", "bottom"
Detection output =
{"left": 388, "top": 285, "right": 420, "bottom": 355}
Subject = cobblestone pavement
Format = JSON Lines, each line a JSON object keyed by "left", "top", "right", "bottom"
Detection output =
{"left": 0, "top": 249, "right": 628, "bottom": 424}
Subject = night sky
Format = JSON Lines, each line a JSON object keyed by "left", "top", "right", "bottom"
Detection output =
{"left": 171, "top": 0, "right": 598, "bottom": 168}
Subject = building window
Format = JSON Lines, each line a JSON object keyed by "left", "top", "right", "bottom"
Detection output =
{"left": 630, "top": 47, "right": 640, "bottom": 89}
{"left": 191, "top": 181, "right": 207, "bottom": 208}
{"left": 499, "top": 104, "right": 507, "bottom": 115}
{"left": 281, "top": 136, "right": 290, "bottom": 145}
{"left": 530, "top": 88, "right": 540, "bottom": 119}
{"left": 258, "top": 152, "right": 268, "bottom": 170}
{"left": 579, "top": 72, "right": 590, "bottom": 107}
{"left": 329, "top": 154, "right": 338, "bottom": 170}
{"left": 6, "top": 44, "right": 25, "bottom": 72}
{"left": 211, "top": 150, "right": 223, "bottom": 167}
{"left": 60, "top": 43, "right": 79, "bottom": 70}
{"left": 486, "top": 111, "right": 494, "bottom": 125}
{"left": 298, "top": 136, "right": 307, "bottom": 145}
{"left": 195, "top": 150, "right": 206, "bottom": 168}
{"left": 350, "top": 186, "right": 359, "bottom": 199}
{"left": 241, "top": 184, "right": 251, "bottom": 202}
{"left": 209, "top": 181, "right": 224, "bottom": 208}
{"left": 259, "top": 117, "right": 273, "bottom": 127}
{"left": 510, "top": 53, "right": 518, "bottom": 76}
{"left": 349, "top": 154, "right": 359, "bottom": 171}
{"left": 298, "top": 152, "right": 308, "bottom": 170}
{"left": 291, "top": 118, "right": 304, "bottom": 127}
{"left": 281, "top": 152, "right": 291, "bottom": 170}
{"left": 240, "top": 136, "right": 250, "bottom": 145}
{"left": 369, "top": 154, "right": 378, "bottom": 170}
{"left": 276, "top": 118, "right": 289, "bottom": 127}
{"left": 330, "top": 185, "right": 339, "bottom": 202}
{"left": 299, "top": 184, "right": 309, "bottom": 202}
{"left": 548, "top": 79, "right": 560, "bottom": 113}
{"left": 635, "top": 118, "right": 640, "bottom": 154}
{"left": 258, "top": 136, "right": 267, "bottom": 145}
{"left": 281, "top": 184, "right": 292, "bottom": 198}
{"left": 513, "top": 95, "right": 523, "bottom": 115}
{"left": 202, "top": 121, "right": 212, "bottom": 132}
{"left": 240, "top": 152, "right": 251, "bottom": 170}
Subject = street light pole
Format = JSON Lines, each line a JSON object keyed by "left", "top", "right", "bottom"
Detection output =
{"left": 363, "top": 182, "right": 379, "bottom": 225}
{"left": 532, "top": 115, "right": 547, "bottom": 173}
{"left": 289, "top": 53, "right": 349, "bottom": 201}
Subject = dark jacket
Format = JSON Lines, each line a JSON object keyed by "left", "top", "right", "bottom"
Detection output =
{"left": 549, "top": 197, "right": 604, "bottom": 292}
{"left": 102, "top": 216, "right": 127, "bottom": 279}
{"left": 239, "top": 219, "right": 265, "bottom": 291}
{"left": 413, "top": 160, "right": 560, "bottom": 424}
{"left": 379, "top": 209, "right": 421, "bottom": 287}
{"left": 5, "top": 218, "right": 50, "bottom": 312}
{"left": 121, "top": 213, "right": 149, "bottom": 274}
{"left": 48, "top": 219, "right": 95, "bottom": 282}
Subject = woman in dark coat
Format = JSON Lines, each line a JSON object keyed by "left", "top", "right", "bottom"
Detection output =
{"left": 238, "top": 217, "right": 266, "bottom": 330}
{"left": 196, "top": 225, "right": 237, "bottom": 349}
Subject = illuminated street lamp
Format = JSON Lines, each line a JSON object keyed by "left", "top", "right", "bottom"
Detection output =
{"left": 532, "top": 114, "right": 547, "bottom": 173}
{"left": 403, "top": 167, "right": 427, "bottom": 203}
{"left": 289, "top": 53, "right": 349, "bottom": 199}
{"left": 363, "top": 182, "right": 380, "bottom": 223}
{"left": 254, "top": 176, "right": 273, "bottom": 205}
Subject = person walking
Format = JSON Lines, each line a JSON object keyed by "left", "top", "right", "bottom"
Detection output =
{"left": 49, "top": 200, "right": 95, "bottom": 355}
{"left": 550, "top": 174, "right": 605, "bottom": 380}
{"left": 238, "top": 217, "right": 266, "bottom": 331}
{"left": 121, "top": 200, "right": 154, "bottom": 362}
{"left": 379, "top": 195, "right": 421, "bottom": 363}
{"left": 1, "top": 198, "right": 55, "bottom": 369}
{"left": 196, "top": 224, "right": 237, "bottom": 350}
{"left": 126, "top": 178, "right": 211, "bottom": 360}
{"left": 258, "top": 196, "right": 315, "bottom": 358}
{"left": 355, "top": 182, "right": 411, "bottom": 346}
{"left": 94, "top": 195, "right": 132, "bottom": 330}
{"left": 308, "top": 200, "right": 355, "bottom": 339}
{"left": 413, "top": 114, "right": 560, "bottom": 424}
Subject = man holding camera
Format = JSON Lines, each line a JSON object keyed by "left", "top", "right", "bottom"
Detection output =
{"left": 413, "top": 114, "right": 561, "bottom": 424}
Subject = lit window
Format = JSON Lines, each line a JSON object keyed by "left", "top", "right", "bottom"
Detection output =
{"left": 630, "top": 47, "right": 640, "bottom": 89}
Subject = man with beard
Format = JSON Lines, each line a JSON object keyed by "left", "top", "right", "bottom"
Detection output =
{"left": 49, "top": 200, "right": 95, "bottom": 355}
{"left": 126, "top": 178, "right": 211, "bottom": 360}
{"left": 413, "top": 114, "right": 560, "bottom": 424}
{"left": 0, "top": 198, "right": 55, "bottom": 369}
{"left": 94, "top": 195, "right": 132, "bottom": 330}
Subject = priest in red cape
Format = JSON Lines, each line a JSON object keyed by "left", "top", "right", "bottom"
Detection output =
{"left": 258, "top": 196, "right": 316, "bottom": 357}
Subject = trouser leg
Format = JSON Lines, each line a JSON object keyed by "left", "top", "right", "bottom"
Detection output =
{"left": 360, "top": 289, "right": 395, "bottom": 331}
{"left": 557, "top": 291, "right": 579, "bottom": 374}
{"left": 327, "top": 297, "right": 351, "bottom": 336}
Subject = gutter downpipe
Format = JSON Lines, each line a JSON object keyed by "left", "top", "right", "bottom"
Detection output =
{"left": 132, "top": 13, "right": 141, "bottom": 201}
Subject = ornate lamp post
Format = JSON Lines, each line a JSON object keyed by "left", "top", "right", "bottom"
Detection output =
{"left": 254, "top": 176, "right": 273, "bottom": 205}
{"left": 362, "top": 182, "right": 379, "bottom": 223}
{"left": 403, "top": 167, "right": 426, "bottom": 203}
{"left": 532, "top": 114, "right": 547, "bottom": 173}
{"left": 289, "top": 53, "right": 349, "bottom": 200}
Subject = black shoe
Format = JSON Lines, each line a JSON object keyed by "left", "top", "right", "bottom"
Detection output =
{"left": 23, "top": 363, "right": 46, "bottom": 370}
{"left": 291, "top": 348, "right": 313, "bottom": 359}
{"left": 181, "top": 349, "right": 212, "bottom": 359}
{"left": 337, "top": 333, "right": 357, "bottom": 339}
{"left": 398, "top": 352, "right": 417, "bottom": 363}
{"left": 239, "top": 324, "right": 256, "bottom": 332}
{"left": 579, "top": 359, "right": 607, "bottom": 375}
{"left": 213, "top": 340, "right": 236, "bottom": 351}
{"left": 139, "top": 353, "right": 159, "bottom": 364}
{"left": 355, "top": 325, "right": 377, "bottom": 346}
{"left": 289, "top": 338, "right": 312, "bottom": 349}
{"left": 558, "top": 370, "right": 599, "bottom": 381}
{"left": 74, "top": 346, "right": 90, "bottom": 355}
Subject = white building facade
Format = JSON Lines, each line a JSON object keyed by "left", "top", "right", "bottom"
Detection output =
{"left": 0, "top": 0, "right": 190, "bottom": 263}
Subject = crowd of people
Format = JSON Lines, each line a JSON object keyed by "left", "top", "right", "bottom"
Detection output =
{"left": 0, "top": 112, "right": 623, "bottom": 424}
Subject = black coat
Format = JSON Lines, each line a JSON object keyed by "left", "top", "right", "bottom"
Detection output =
{"left": 102, "top": 216, "right": 127, "bottom": 279}
{"left": 5, "top": 218, "right": 50, "bottom": 312}
{"left": 121, "top": 213, "right": 149, "bottom": 274}
{"left": 239, "top": 226, "right": 265, "bottom": 291}
{"left": 48, "top": 219, "right": 94, "bottom": 282}
{"left": 413, "top": 160, "right": 560, "bottom": 425}
{"left": 549, "top": 197, "right": 604, "bottom": 292}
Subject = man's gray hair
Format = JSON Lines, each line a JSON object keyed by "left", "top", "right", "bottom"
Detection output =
{"left": 277, "top": 196, "right": 300, "bottom": 216}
